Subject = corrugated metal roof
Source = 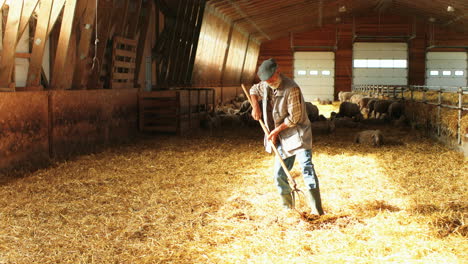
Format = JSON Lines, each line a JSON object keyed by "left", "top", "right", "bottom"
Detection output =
{"left": 206, "top": 0, "right": 468, "bottom": 42}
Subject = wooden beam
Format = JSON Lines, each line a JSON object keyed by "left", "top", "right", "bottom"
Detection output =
{"left": 47, "top": 0, "right": 66, "bottom": 36}
{"left": 87, "top": 1, "right": 114, "bottom": 89}
{"left": 17, "top": 0, "right": 39, "bottom": 44}
{"left": 113, "top": 0, "right": 130, "bottom": 37}
{"left": 51, "top": 0, "right": 77, "bottom": 89}
{"left": 26, "top": 0, "right": 54, "bottom": 88}
{"left": 0, "top": 0, "right": 23, "bottom": 89}
{"left": 177, "top": 0, "right": 200, "bottom": 85}
{"left": 162, "top": 0, "right": 183, "bottom": 87}
{"left": 126, "top": 0, "right": 143, "bottom": 39}
{"left": 134, "top": 0, "right": 152, "bottom": 87}
{"left": 72, "top": 0, "right": 97, "bottom": 89}
{"left": 168, "top": 0, "right": 193, "bottom": 86}
{"left": 185, "top": 0, "right": 205, "bottom": 84}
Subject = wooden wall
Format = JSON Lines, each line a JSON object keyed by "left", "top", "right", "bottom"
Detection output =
{"left": 257, "top": 14, "right": 468, "bottom": 99}
{"left": 192, "top": 6, "right": 260, "bottom": 104}
{"left": 0, "top": 89, "right": 138, "bottom": 171}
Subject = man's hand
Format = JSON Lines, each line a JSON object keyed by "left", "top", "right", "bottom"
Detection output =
{"left": 267, "top": 123, "right": 288, "bottom": 144}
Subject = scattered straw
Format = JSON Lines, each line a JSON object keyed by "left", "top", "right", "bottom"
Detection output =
{"left": 0, "top": 112, "right": 466, "bottom": 263}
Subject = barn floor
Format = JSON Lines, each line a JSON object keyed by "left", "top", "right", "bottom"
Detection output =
{"left": 0, "top": 119, "right": 467, "bottom": 263}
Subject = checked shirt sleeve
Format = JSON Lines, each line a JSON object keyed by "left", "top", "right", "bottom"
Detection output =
{"left": 284, "top": 87, "right": 303, "bottom": 127}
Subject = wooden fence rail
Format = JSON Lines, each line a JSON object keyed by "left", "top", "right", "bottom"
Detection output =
{"left": 352, "top": 84, "right": 468, "bottom": 145}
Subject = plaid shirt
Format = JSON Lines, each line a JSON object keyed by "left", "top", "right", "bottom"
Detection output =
{"left": 281, "top": 86, "right": 302, "bottom": 127}
{"left": 250, "top": 81, "right": 303, "bottom": 128}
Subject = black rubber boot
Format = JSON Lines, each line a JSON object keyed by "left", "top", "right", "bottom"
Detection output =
{"left": 306, "top": 188, "right": 324, "bottom": 215}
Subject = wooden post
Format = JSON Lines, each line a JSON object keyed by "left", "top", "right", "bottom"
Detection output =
{"left": 0, "top": 0, "right": 23, "bottom": 90}
{"left": 87, "top": 0, "right": 114, "bottom": 89}
{"left": 51, "top": 0, "right": 77, "bottom": 89}
{"left": 185, "top": 0, "right": 205, "bottom": 85}
{"left": 47, "top": 0, "right": 66, "bottom": 35}
{"left": 126, "top": 0, "right": 143, "bottom": 39}
{"left": 170, "top": 0, "right": 196, "bottom": 86}
{"left": 134, "top": 0, "right": 152, "bottom": 88}
{"left": 16, "top": 0, "right": 39, "bottom": 44}
{"left": 26, "top": 0, "right": 54, "bottom": 89}
{"left": 72, "top": 0, "right": 97, "bottom": 89}
{"left": 113, "top": 0, "right": 130, "bottom": 37}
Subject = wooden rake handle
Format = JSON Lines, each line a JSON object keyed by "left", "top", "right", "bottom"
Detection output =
{"left": 241, "top": 84, "right": 299, "bottom": 191}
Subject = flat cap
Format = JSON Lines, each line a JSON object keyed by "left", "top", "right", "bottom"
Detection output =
{"left": 257, "top": 58, "right": 277, "bottom": 81}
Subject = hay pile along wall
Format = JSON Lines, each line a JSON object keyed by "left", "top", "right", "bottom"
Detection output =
{"left": 0, "top": 90, "right": 138, "bottom": 171}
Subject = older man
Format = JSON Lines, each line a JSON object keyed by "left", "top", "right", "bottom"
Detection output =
{"left": 249, "top": 58, "right": 324, "bottom": 215}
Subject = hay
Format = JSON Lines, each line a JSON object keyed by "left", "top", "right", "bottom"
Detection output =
{"left": 0, "top": 123, "right": 466, "bottom": 263}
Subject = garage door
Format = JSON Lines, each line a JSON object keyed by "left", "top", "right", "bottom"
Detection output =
{"left": 353, "top": 42, "right": 408, "bottom": 86}
{"left": 426, "top": 52, "right": 467, "bottom": 88}
{"left": 294, "top": 52, "right": 334, "bottom": 102}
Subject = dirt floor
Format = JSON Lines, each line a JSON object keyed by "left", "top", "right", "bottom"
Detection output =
{"left": 0, "top": 118, "right": 466, "bottom": 263}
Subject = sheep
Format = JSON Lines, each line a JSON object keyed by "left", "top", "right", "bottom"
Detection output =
{"left": 350, "top": 94, "right": 365, "bottom": 105}
{"left": 337, "top": 102, "right": 363, "bottom": 121}
{"left": 305, "top": 102, "right": 319, "bottom": 122}
{"left": 311, "top": 120, "right": 335, "bottom": 134}
{"left": 358, "top": 97, "right": 373, "bottom": 110}
{"left": 332, "top": 117, "right": 361, "bottom": 128}
{"left": 239, "top": 100, "right": 252, "bottom": 113}
{"left": 367, "top": 99, "right": 378, "bottom": 118}
{"left": 354, "top": 130, "right": 384, "bottom": 147}
{"left": 318, "top": 98, "right": 332, "bottom": 105}
{"left": 393, "top": 115, "right": 408, "bottom": 127}
{"left": 373, "top": 100, "right": 393, "bottom": 119}
{"left": 338, "top": 91, "right": 356, "bottom": 102}
{"left": 388, "top": 101, "right": 404, "bottom": 120}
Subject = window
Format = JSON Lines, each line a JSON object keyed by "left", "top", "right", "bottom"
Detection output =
{"left": 442, "top": 71, "right": 451, "bottom": 76}
{"left": 321, "top": 70, "right": 331, "bottom": 75}
{"left": 353, "top": 60, "right": 367, "bottom": 68}
{"left": 309, "top": 70, "right": 318, "bottom": 75}
{"left": 393, "top": 60, "right": 407, "bottom": 68}
{"left": 455, "top": 70, "right": 464, "bottom": 76}
{"left": 430, "top": 70, "right": 439, "bottom": 76}
{"left": 297, "top": 70, "right": 307, "bottom": 76}
{"left": 353, "top": 59, "right": 408, "bottom": 68}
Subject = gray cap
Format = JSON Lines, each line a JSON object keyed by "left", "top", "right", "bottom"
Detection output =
{"left": 257, "top": 58, "right": 277, "bottom": 81}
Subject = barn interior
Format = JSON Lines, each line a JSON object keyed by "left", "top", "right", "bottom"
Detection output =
{"left": 0, "top": 0, "right": 467, "bottom": 263}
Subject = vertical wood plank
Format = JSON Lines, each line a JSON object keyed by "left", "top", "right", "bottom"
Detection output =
{"left": 72, "top": 0, "right": 97, "bottom": 89}
{"left": 16, "top": 0, "right": 39, "bottom": 43}
{"left": 185, "top": 0, "right": 205, "bottom": 84}
{"left": 134, "top": 0, "right": 151, "bottom": 87}
{"left": 171, "top": 0, "right": 192, "bottom": 86}
{"left": 171, "top": 0, "right": 196, "bottom": 86}
{"left": 163, "top": 0, "right": 183, "bottom": 87}
{"left": 51, "top": 0, "right": 77, "bottom": 89}
{"left": 87, "top": 0, "right": 114, "bottom": 89}
{"left": 47, "top": 0, "right": 66, "bottom": 35}
{"left": 113, "top": 0, "right": 130, "bottom": 37}
{"left": 0, "top": 0, "right": 23, "bottom": 89}
{"left": 126, "top": 0, "right": 143, "bottom": 39}
{"left": 26, "top": 0, "right": 54, "bottom": 88}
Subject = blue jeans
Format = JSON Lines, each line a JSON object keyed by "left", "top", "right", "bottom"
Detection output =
{"left": 274, "top": 145, "right": 319, "bottom": 195}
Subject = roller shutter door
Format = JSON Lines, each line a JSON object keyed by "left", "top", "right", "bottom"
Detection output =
{"left": 293, "top": 52, "right": 335, "bottom": 102}
{"left": 426, "top": 52, "right": 467, "bottom": 88}
{"left": 353, "top": 42, "right": 408, "bottom": 86}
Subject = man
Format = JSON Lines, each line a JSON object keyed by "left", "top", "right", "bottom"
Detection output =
{"left": 249, "top": 58, "right": 324, "bottom": 215}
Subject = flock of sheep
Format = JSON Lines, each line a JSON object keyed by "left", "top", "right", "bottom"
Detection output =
{"left": 200, "top": 91, "right": 408, "bottom": 147}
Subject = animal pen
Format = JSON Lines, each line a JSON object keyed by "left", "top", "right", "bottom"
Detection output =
{"left": 0, "top": 0, "right": 467, "bottom": 263}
